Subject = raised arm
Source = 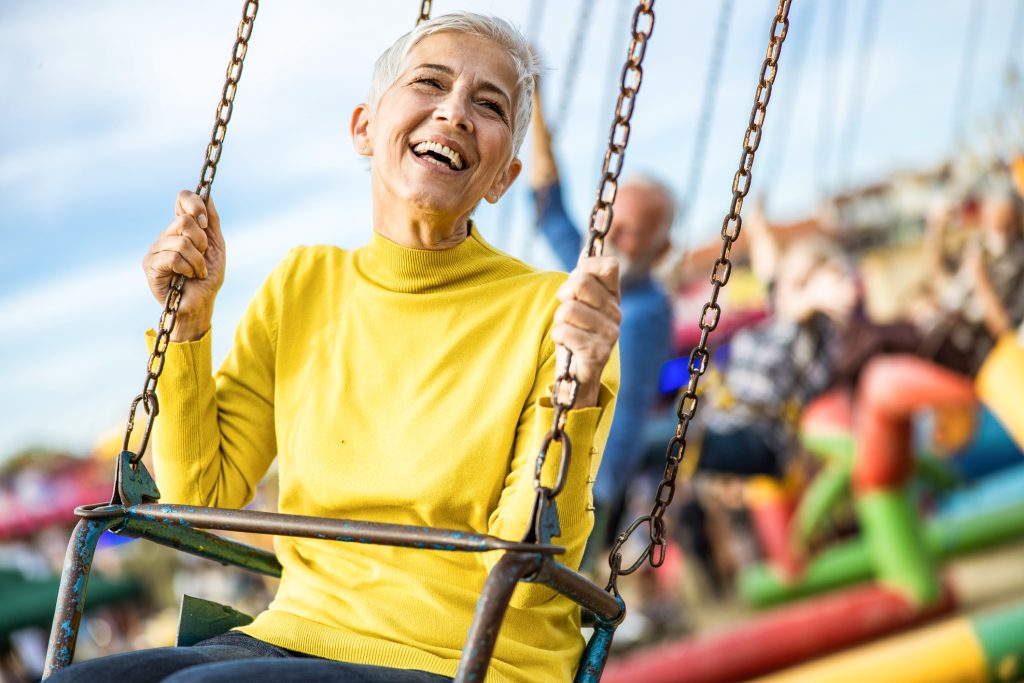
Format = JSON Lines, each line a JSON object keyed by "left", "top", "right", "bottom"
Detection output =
{"left": 745, "top": 196, "right": 780, "bottom": 286}
{"left": 964, "top": 241, "right": 1013, "bottom": 338}
{"left": 530, "top": 84, "right": 560, "bottom": 191}
{"left": 529, "top": 85, "right": 583, "bottom": 270}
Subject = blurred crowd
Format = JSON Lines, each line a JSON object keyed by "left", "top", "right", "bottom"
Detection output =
{"left": 593, "top": 154, "right": 1024, "bottom": 646}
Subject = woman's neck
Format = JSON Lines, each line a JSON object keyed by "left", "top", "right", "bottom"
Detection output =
{"left": 372, "top": 198, "right": 472, "bottom": 250}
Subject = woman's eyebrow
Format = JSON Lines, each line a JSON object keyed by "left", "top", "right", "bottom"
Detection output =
{"left": 415, "top": 63, "right": 455, "bottom": 76}
{"left": 413, "top": 63, "right": 511, "bottom": 105}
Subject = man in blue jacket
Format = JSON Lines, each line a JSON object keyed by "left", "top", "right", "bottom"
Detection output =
{"left": 530, "top": 88, "right": 675, "bottom": 565}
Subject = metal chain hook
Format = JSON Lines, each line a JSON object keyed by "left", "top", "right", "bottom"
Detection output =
{"left": 122, "top": 0, "right": 259, "bottom": 467}
{"left": 604, "top": 0, "right": 792, "bottom": 595}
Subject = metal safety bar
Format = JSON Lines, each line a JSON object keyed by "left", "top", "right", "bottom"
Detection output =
{"left": 123, "top": 504, "right": 565, "bottom": 556}
{"left": 45, "top": 494, "right": 623, "bottom": 681}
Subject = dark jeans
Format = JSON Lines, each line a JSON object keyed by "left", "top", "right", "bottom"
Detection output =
{"left": 47, "top": 631, "right": 454, "bottom": 683}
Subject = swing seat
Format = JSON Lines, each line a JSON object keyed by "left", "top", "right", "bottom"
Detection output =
{"left": 176, "top": 594, "right": 255, "bottom": 647}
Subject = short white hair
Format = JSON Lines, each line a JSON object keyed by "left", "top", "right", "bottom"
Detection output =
{"left": 367, "top": 12, "right": 539, "bottom": 160}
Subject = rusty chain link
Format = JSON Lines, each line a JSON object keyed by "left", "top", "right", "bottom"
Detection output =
{"left": 417, "top": 0, "right": 433, "bottom": 25}
{"left": 606, "top": 0, "right": 792, "bottom": 596}
{"left": 533, "top": 1, "right": 655, "bottom": 500}
{"left": 122, "top": 0, "right": 259, "bottom": 466}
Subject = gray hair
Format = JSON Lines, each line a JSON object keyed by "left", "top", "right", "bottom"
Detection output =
{"left": 367, "top": 12, "right": 539, "bottom": 160}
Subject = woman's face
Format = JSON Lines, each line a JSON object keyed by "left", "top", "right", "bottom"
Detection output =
{"left": 352, "top": 32, "right": 522, "bottom": 223}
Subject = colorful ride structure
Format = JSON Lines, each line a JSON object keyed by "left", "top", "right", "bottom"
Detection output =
{"left": 607, "top": 352, "right": 1024, "bottom": 682}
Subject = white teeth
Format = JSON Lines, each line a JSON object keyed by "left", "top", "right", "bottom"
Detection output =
{"left": 412, "top": 140, "right": 464, "bottom": 170}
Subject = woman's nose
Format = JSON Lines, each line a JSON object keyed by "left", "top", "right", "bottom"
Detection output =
{"left": 433, "top": 92, "right": 473, "bottom": 132}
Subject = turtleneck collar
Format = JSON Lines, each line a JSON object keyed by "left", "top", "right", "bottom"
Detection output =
{"left": 356, "top": 223, "right": 525, "bottom": 294}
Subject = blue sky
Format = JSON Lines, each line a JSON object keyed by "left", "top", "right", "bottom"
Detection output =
{"left": 1, "top": 0, "right": 1021, "bottom": 458}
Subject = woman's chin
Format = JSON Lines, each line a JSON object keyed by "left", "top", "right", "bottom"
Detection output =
{"left": 404, "top": 189, "right": 472, "bottom": 220}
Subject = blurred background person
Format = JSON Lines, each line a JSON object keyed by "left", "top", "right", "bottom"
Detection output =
{"left": 529, "top": 84, "right": 674, "bottom": 568}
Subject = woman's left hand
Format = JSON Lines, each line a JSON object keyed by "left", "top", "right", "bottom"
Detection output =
{"left": 552, "top": 256, "right": 622, "bottom": 408}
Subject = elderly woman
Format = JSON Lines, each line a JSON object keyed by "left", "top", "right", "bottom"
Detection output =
{"left": 51, "top": 12, "right": 619, "bottom": 683}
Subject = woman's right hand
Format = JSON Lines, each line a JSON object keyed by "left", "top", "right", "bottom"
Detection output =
{"left": 142, "top": 190, "right": 226, "bottom": 342}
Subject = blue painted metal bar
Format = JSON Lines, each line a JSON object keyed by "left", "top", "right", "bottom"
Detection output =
{"left": 42, "top": 516, "right": 121, "bottom": 678}
{"left": 575, "top": 597, "right": 625, "bottom": 683}
{"left": 454, "top": 554, "right": 624, "bottom": 681}
{"left": 454, "top": 551, "right": 542, "bottom": 682}
{"left": 118, "top": 515, "right": 282, "bottom": 578}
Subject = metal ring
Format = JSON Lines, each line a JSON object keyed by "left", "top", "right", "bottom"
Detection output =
{"left": 75, "top": 503, "right": 126, "bottom": 520}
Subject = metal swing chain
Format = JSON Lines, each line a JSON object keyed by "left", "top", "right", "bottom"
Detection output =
{"left": 417, "top": 0, "right": 433, "bottom": 25}
{"left": 122, "top": 0, "right": 259, "bottom": 466}
{"left": 533, "top": 1, "right": 655, "bottom": 498}
{"left": 551, "top": 0, "right": 596, "bottom": 136}
{"left": 605, "top": 0, "right": 792, "bottom": 596}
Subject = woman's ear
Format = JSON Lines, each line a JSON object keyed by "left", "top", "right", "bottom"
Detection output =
{"left": 351, "top": 103, "right": 372, "bottom": 156}
{"left": 485, "top": 158, "right": 523, "bottom": 204}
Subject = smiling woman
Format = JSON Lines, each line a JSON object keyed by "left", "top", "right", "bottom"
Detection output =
{"left": 47, "top": 11, "right": 621, "bottom": 683}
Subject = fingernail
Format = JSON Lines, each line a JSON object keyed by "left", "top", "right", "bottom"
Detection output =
{"left": 199, "top": 214, "right": 208, "bottom": 228}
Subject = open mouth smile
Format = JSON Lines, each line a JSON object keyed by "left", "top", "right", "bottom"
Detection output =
{"left": 410, "top": 140, "right": 466, "bottom": 172}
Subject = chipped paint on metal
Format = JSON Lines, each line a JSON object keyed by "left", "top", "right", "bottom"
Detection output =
{"left": 574, "top": 595, "right": 624, "bottom": 683}
{"left": 43, "top": 516, "right": 121, "bottom": 678}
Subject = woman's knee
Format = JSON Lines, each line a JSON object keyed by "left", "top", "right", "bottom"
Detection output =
{"left": 47, "top": 644, "right": 255, "bottom": 683}
{"left": 45, "top": 647, "right": 192, "bottom": 683}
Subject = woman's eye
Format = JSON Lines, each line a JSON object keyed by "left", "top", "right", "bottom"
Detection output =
{"left": 479, "top": 100, "right": 506, "bottom": 118}
{"left": 414, "top": 77, "right": 443, "bottom": 89}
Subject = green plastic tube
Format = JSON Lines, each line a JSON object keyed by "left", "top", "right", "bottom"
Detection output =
{"left": 740, "top": 500, "right": 1024, "bottom": 608}
{"left": 857, "top": 489, "right": 940, "bottom": 605}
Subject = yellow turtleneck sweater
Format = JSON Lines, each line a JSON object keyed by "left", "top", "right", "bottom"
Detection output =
{"left": 151, "top": 227, "right": 619, "bottom": 682}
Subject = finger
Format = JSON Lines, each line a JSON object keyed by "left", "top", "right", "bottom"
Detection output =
{"left": 175, "top": 190, "right": 209, "bottom": 229}
{"left": 554, "top": 300, "right": 621, "bottom": 336}
{"left": 572, "top": 256, "right": 620, "bottom": 297}
{"left": 558, "top": 273, "right": 622, "bottom": 321}
{"left": 161, "top": 215, "right": 209, "bottom": 254}
{"left": 149, "top": 236, "right": 208, "bottom": 279}
{"left": 145, "top": 250, "right": 202, "bottom": 281}
{"left": 551, "top": 324, "right": 614, "bottom": 371}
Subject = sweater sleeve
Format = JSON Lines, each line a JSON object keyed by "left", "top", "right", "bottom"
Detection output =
{"left": 485, "top": 336, "right": 619, "bottom": 608}
{"left": 147, "top": 254, "right": 289, "bottom": 509}
{"left": 533, "top": 181, "right": 584, "bottom": 272}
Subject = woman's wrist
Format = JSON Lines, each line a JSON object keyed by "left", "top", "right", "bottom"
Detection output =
{"left": 558, "top": 380, "right": 600, "bottom": 409}
{"left": 169, "top": 308, "right": 213, "bottom": 342}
